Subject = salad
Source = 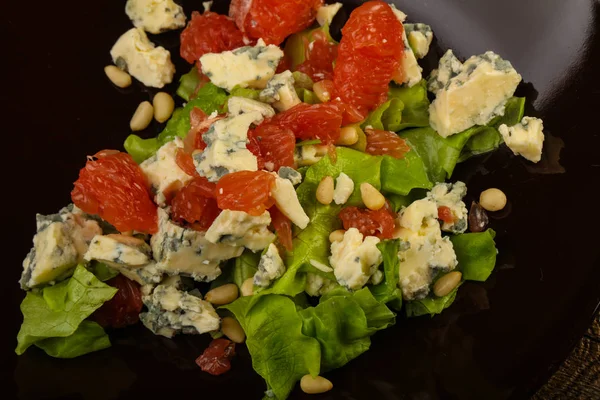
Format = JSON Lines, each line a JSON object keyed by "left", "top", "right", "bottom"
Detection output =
{"left": 15, "top": 0, "right": 546, "bottom": 398}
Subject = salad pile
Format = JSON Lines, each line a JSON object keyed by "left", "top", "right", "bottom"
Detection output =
{"left": 16, "top": 0, "right": 546, "bottom": 398}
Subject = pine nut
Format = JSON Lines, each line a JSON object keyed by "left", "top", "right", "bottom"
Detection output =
{"left": 153, "top": 92, "right": 175, "bottom": 123}
{"left": 300, "top": 375, "right": 333, "bottom": 394}
{"left": 204, "top": 283, "right": 239, "bottom": 305}
{"left": 360, "top": 183, "right": 385, "bottom": 210}
{"left": 221, "top": 316, "right": 245, "bottom": 343}
{"left": 241, "top": 278, "right": 254, "bottom": 297}
{"left": 130, "top": 101, "right": 154, "bottom": 131}
{"left": 336, "top": 126, "right": 359, "bottom": 146}
{"left": 479, "top": 188, "right": 507, "bottom": 212}
{"left": 316, "top": 176, "right": 334, "bottom": 205}
{"left": 104, "top": 65, "right": 132, "bottom": 88}
{"left": 329, "top": 229, "right": 345, "bottom": 243}
{"left": 433, "top": 271, "right": 462, "bottom": 297}
{"left": 313, "top": 80, "right": 332, "bottom": 102}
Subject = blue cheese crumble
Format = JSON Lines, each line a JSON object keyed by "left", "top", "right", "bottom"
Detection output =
{"left": 329, "top": 228, "right": 383, "bottom": 290}
{"left": 205, "top": 210, "right": 275, "bottom": 252}
{"left": 499, "top": 117, "right": 545, "bottom": 163}
{"left": 259, "top": 70, "right": 302, "bottom": 112}
{"left": 426, "top": 181, "right": 468, "bottom": 233}
{"left": 125, "top": 0, "right": 186, "bottom": 34}
{"left": 404, "top": 23, "right": 433, "bottom": 59}
{"left": 253, "top": 243, "right": 286, "bottom": 288}
{"left": 140, "top": 275, "right": 220, "bottom": 338}
{"left": 200, "top": 39, "right": 283, "bottom": 91}
{"left": 396, "top": 199, "right": 458, "bottom": 300}
{"left": 428, "top": 50, "right": 522, "bottom": 137}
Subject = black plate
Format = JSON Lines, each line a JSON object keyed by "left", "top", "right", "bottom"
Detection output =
{"left": 4, "top": 0, "right": 600, "bottom": 399}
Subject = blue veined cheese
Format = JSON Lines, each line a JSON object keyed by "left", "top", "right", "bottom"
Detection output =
{"left": 84, "top": 234, "right": 152, "bottom": 267}
{"left": 396, "top": 198, "right": 458, "bottom": 300}
{"left": 227, "top": 96, "right": 275, "bottom": 119}
{"left": 305, "top": 272, "right": 337, "bottom": 297}
{"left": 20, "top": 222, "right": 78, "bottom": 290}
{"left": 20, "top": 207, "right": 104, "bottom": 290}
{"left": 205, "top": 210, "right": 275, "bottom": 252}
{"left": 270, "top": 176, "right": 309, "bottom": 229}
{"left": 278, "top": 166, "right": 302, "bottom": 186}
{"left": 151, "top": 209, "right": 243, "bottom": 282}
{"left": 253, "top": 243, "right": 286, "bottom": 287}
{"left": 427, "top": 50, "right": 463, "bottom": 95}
{"left": 125, "top": 0, "right": 186, "bottom": 34}
{"left": 316, "top": 2, "right": 342, "bottom": 26}
{"left": 194, "top": 111, "right": 262, "bottom": 182}
{"left": 140, "top": 138, "right": 192, "bottom": 206}
{"left": 259, "top": 70, "right": 302, "bottom": 112}
{"left": 200, "top": 39, "right": 284, "bottom": 91}
{"left": 389, "top": 5, "right": 421, "bottom": 87}
{"left": 329, "top": 228, "right": 383, "bottom": 290}
{"left": 333, "top": 172, "right": 354, "bottom": 205}
{"left": 83, "top": 234, "right": 163, "bottom": 284}
{"left": 110, "top": 27, "right": 175, "bottom": 88}
{"left": 429, "top": 51, "right": 522, "bottom": 137}
{"left": 294, "top": 144, "right": 328, "bottom": 166}
{"left": 426, "top": 181, "right": 468, "bottom": 233}
{"left": 140, "top": 275, "right": 220, "bottom": 338}
{"left": 499, "top": 117, "right": 545, "bottom": 163}
{"left": 404, "top": 23, "right": 433, "bottom": 59}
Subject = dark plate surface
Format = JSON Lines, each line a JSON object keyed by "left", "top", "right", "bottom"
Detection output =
{"left": 3, "top": 0, "right": 600, "bottom": 399}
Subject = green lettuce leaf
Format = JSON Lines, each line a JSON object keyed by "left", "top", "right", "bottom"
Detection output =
{"left": 405, "top": 282, "right": 463, "bottom": 318}
{"left": 87, "top": 262, "right": 119, "bottom": 282}
{"left": 271, "top": 148, "right": 383, "bottom": 296}
{"left": 16, "top": 265, "right": 117, "bottom": 356}
{"left": 284, "top": 24, "right": 336, "bottom": 70}
{"left": 450, "top": 229, "right": 497, "bottom": 282}
{"left": 34, "top": 321, "right": 111, "bottom": 359}
{"left": 488, "top": 97, "right": 526, "bottom": 128}
{"left": 361, "top": 98, "right": 404, "bottom": 131}
{"left": 380, "top": 151, "right": 433, "bottom": 196}
{"left": 299, "top": 288, "right": 395, "bottom": 372}
{"left": 176, "top": 66, "right": 202, "bottom": 102}
{"left": 388, "top": 80, "right": 430, "bottom": 130}
{"left": 158, "top": 83, "right": 228, "bottom": 146}
{"left": 210, "top": 250, "right": 260, "bottom": 290}
{"left": 296, "top": 88, "right": 320, "bottom": 104}
{"left": 123, "top": 135, "right": 161, "bottom": 164}
{"left": 223, "top": 295, "right": 321, "bottom": 400}
{"left": 370, "top": 240, "right": 403, "bottom": 309}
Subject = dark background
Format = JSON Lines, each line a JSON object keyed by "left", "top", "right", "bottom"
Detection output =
{"left": 2, "top": 0, "right": 600, "bottom": 399}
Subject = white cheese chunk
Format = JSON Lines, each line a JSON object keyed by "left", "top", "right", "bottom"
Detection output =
{"left": 271, "top": 176, "right": 309, "bottom": 229}
{"left": 110, "top": 27, "right": 175, "bottom": 88}
{"left": 404, "top": 23, "right": 434, "bottom": 59}
{"left": 21, "top": 222, "right": 78, "bottom": 290}
{"left": 429, "top": 51, "right": 522, "bottom": 137}
{"left": 259, "top": 70, "right": 302, "bottom": 112}
{"left": 278, "top": 166, "right": 303, "bottom": 186}
{"left": 305, "top": 272, "right": 337, "bottom": 297}
{"left": 499, "top": 117, "right": 545, "bottom": 163}
{"left": 294, "top": 144, "right": 328, "bottom": 166}
{"left": 396, "top": 199, "right": 458, "bottom": 300}
{"left": 390, "top": 5, "right": 422, "bottom": 87}
{"left": 427, "top": 50, "right": 463, "bottom": 95}
{"left": 84, "top": 234, "right": 151, "bottom": 267}
{"left": 253, "top": 243, "right": 286, "bottom": 287}
{"left": 205, "top": 210, "right": 275, "bottom": 252}
{"left": 316, "top": 2, "right": 342, "bottom": 26}
{"left": 333, "top": 172, "right": 354, "bottom": 205}
{"left": 140, "top": 138, "right": 193, "bottom": 206}
{"left": 200, "top": 39, "right": 283, "bottom": 91}
{"left": 202, "top": 1, "right": 213, "bottom": 12}
{"left": 21, "top": 207, "right": 104, "bottom": 289}
{"left": 329, "top": 228, "right": 383, "bottom": 290}
{"left": 227, "top": 96, "right": 276, "bottom": 119}
{"left": 125, "top": 0, "right": 186, "bottom": 34}
{"left": 140, "top": 277, "right": 220, "bottom": 338}
{"left": 194, "top": 111, "right": 262, "bottom": 182}
{"left": 151, "top": 209, "right": 243, "bottom": 282}
{"left": 426, "top": 181, "right": 468, "bottom": 233}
